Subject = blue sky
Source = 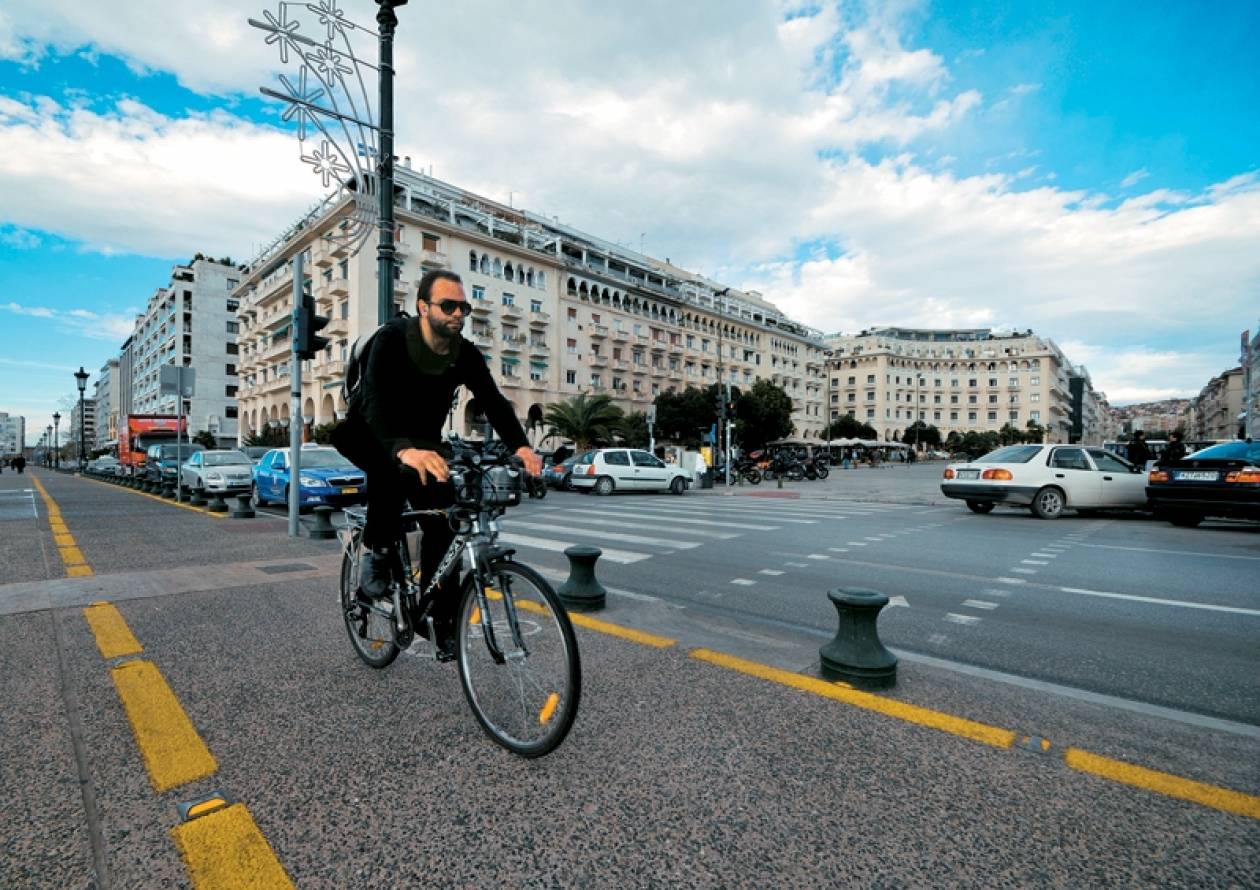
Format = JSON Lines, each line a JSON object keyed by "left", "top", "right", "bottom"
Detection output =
{"left": 2, "top": 0, "right": 1258, "bottom": 445}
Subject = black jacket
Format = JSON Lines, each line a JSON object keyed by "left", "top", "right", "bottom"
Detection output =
{"left": 345, "top": 316, "right": 527, "bottom": 463}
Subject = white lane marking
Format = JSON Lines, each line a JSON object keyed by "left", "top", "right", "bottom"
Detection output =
{"left": 1058, "top": 587, "right": 1260, "bottom": 616}
{"left": 928, "top": 633, "right": 950, "bottom": 645}
{"left": 1011, "top": 567, "right": 1038, "bottom": 574}
{"left": 997, "top": 577, "right": 1028, "bottom": 585}
{"left": 980, "top": 589, "right": 1012, "bottom": 598}
{"left": 496, "top": 533, "right": 650, "bottom": 564}
{"left": 828, "top": 547, "right": 849, "bottom": 553}
{"left": 945, "top": 613, "right": 980, "bottom": 625}
{"left": 1030, "top": 552, "right": 1057, "bottom": 558}
{"left": 807, "top": 554, "right": 830, "bottom": 560}
{"left": 863, "top": 537, "right": 883, "bottom": 542}
{"left": 633, "top": 503, "right": 820, "bottom": 524}
{"left": 846, "top": 541, "right": 867, "bottom": 546}
{"left": 561, "top": 507, "right": 777, "bottom": 531}
{"left": 730, "top": 578, "right": 756, "bottom": 586}
{"left": 887, "top": 595, "right": 910, "bottom": 608}
{"left": 784, "top": 561, "right": 809, "bottom": 568}
{"left": 1077, "top": 542, "right": 1260, "bottom": 562}
{"left": 507, "top": 520, "right": 699, "bottom": 550}
{"left": 758, "top": 569, "right": 784, "bottom": 576}
{"left": 1021, "top": 559, "right": 1049, "bottom": 565}
{"left": 530, "top": 512, "right": 739, "bottom": 539}
{"left": 963, "top": 600, "right": 999, "bottom": 610}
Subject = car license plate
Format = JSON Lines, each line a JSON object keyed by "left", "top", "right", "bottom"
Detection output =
{"left": 956, "top": 469, "right": 980, "bottom": 479}
{"left": 341, "top": 487, "right": 359, "bottom": 494}
{"left": 1174, "top": 471, "right": 1217, "bottom": 482}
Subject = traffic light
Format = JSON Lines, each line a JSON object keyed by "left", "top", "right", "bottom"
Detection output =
{"left": 715, "top": 391, "right": 726, "bottom": 419}
{"left": 295, "top": 293, "right": 331, "bottom": 359}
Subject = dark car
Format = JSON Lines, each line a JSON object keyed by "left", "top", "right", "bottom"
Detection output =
{"left": 543, "top": 455, "right": 583, "bottom": 490}
{"left": 144, "top": 442, "right": 205, "bottom": 487}
{"left": 1146, "top": 440, "right": 1260, "bottom": 527}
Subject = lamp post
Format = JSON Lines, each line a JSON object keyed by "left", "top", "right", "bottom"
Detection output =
{"left": 914, "top": 373, "right": 923, "bottom": 453}
{"left": 74, "top": 366, "right": 89, "bottom": 471}
{"left": 52, "top": 412, "right": 61, "bottom": 469}
{"left": 45, "top": 426, "right": 52, "bottom": 467}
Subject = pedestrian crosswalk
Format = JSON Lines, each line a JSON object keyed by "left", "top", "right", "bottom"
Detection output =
{"left": 496, "top": 496, "right": 922, "bottom": 568}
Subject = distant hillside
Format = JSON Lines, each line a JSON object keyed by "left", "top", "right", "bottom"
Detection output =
{"left": 1110, "top": 399, "right": 1190, "bottom": 418}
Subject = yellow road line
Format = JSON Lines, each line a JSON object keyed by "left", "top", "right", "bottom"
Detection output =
{"left": 83, "top": 603, "right": 143, "bottom": 659}
{"left": 110, "top": 660, "right": 218, "bottom": 792}
{"left": 1066, "top": 748, "right": 1260, "bottom": 821}
{"left": 691, "top": 648, "right": 1016, "bottom": 749}
{"left": 171, "top": 803, "right": 294, "bottom": 889}
{"left": 30, "top": 476, "right": 94, "bottom": 577}
{"left": 566, "top": 610, "right": 677, "bottom": 648}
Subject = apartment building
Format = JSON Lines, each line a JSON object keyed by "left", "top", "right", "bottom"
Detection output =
{"left": 234, "top": 170, "right": 827, "bottom": 445}
{"left": 1241, "top": 326, "right": 1259, "bottom": 439}
{"left": 69, "top": 398, "right": 96, "bottom": 459}
{"left": 822, "top": 327, "right": 1106, "bottom": 444}
{"left": 92, "top": 358, "right": 121, "bottom": 452}
{"left": 0, "top": 412, "right": 24, "bottom": 455}
{"left": 1188, "top": 367, "right": 1245, "bottom": 440}
{"left": 125, "top": 258, "right": 241, "bottom": 446}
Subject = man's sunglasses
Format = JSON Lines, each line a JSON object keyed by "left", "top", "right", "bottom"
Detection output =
{"left": 429, "top": 299, "right": 471, "bottom": 315}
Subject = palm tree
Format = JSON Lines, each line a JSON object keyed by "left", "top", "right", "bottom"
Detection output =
{"left": 543, "top": 394, "right": 624, "bottom": 449}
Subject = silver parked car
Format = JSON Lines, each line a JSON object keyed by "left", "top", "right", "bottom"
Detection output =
{"left": 569, "top": 448, "right": 691, "bottom": 495}
{"left": 180, "top": 449, "right": 255, "bottom": 496}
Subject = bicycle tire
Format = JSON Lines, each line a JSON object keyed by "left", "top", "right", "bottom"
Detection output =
{"left": 339, "top": 535, "right": 400, "bottom": 669}
{"left": 456, "top": 560, "right": 580, "bottom": 757}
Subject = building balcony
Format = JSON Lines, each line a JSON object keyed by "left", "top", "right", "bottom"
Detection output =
{"left": 257, "top": 376, "right": 291, "bottom": 396}
{"left": 499, "top": 303, "right": 523, "bottom": 320}
{"left": 419, "top": 248, "right": 448, "bottom": 270}
{"left": 471, "top": 300, "right": 492, "bottom": 317}
{"left": 650, "top": 341, "right": 666, "bottom": 353}
{"left": 325, "top": 316, "right": 349, "bottom": 337}
{"left": 588, "top": 324, "right": 608, "bottom": 339}
{"left": 527, "top": 377, "right": 547, "bottom": 391}
{"left": 529, "top": 342, "right": 549, "bottom": 357}
{"left": 529, "top": 310, "right": 551, "bottom": 326}
{"left": 500, "top": 336, "right": 525, "bottom": 354}
{"left": 612, "top": 359, "right": 630, "bottom": 371}
{"left": 589, "top": 354, "right": 608, "bottom": 367}
{"left": 328, "top": 277, "right": 350, "bottom": 298}
{"left": 470, "top": 331, "right": 495, "bottom": 350}
{"left": 314, "top": 359, "right": 346, "bottom": 381}
{"left": 499, "top": 373, "right": 522, "bottom": 389}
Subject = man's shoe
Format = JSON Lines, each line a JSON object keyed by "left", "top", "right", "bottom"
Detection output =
{"left": 358, "top": 545, "right": 394, "bottom": 599}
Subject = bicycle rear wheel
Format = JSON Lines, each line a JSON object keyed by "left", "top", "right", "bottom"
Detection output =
{"left": 456, "top": 560, "right": 580, "bottom": 757}
{"left": 340, "top": 536, "right": 400, "bottom": 669}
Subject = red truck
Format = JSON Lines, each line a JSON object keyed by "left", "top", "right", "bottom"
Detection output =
{"left": 119, "top": 414, "right": 186, "bottom": 477}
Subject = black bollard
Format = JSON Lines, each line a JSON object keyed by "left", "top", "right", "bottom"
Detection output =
{"left": 308, "top": 506, "right": 336, "bottom": 539}
{"left": 161, "top": 482, "right": 177, "bottom": 499}
{"left": 206, "top": 494, "right": 229, "bottom": 513}
{"left": 188, "top": 488, "right": 206, "bottom": 507}
{"left": 230, "top": 494, "right": 255, "bottom": 519}
{"left": 818, "top": 587, "right": 898, "bottom": 689}
{"left": 557, "top": 545, "right": 606, "bottom": 612}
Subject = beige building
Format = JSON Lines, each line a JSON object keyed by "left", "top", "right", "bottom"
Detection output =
{"left": 822, "top": 327, "right": 1107, "bottom": 445}
{"left": 1189, "top": 367, "right": 1244, "bottom": 440}
{"left": 234, "top": 170, "right": 827, "bottom": 445}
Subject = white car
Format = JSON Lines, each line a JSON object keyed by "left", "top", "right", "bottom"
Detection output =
{"left": 570, "top": 448, "right": 691, "bottom": 496}
{"left": 180, "top": 449, "right": 255, "bottom": 496}
{"left": 940, "top": 443, "right": 1148, "bottom": 519}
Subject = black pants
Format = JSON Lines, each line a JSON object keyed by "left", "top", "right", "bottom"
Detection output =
{"left": 332, "top": 415, "right": 459, "bottom": 622}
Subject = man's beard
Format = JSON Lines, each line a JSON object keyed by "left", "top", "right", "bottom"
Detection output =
{"left": 431, "top": 316, "right": 462, "bottom": 343}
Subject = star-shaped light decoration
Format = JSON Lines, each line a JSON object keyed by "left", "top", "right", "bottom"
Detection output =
{"left": 301, "top": 139, "right": 352, "bottom": 188}
{"left": 306, "top": 0, "right": 351, "bottom": 41}
{"left": 276, "top": 68, "right": 325, "bottom": 141}
{"left": 310, "top": 42, "right": 354, "bottom": 87}
{"left": 253, "top": 5, "right": 301, "bottom": 64}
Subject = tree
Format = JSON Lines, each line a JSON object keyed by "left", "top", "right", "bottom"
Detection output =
{"left": 824, "top": 415, "right": 877, "bottom": 440}
{"left": 734, "top": 379, "right": 793, "bottom": 449}
{"left": 1024, "top": 419, "right": 1045, "bottom": 444}
{"left": 654, "top": 385, "right": 720, "bottom": 445}
{"left": 244, "top": 426, "right": 289, "bottom": 447}
{"left": 543, "top": 393, "right": 624, "bottom": 449}
{"left": 997, "top": 423, "right": 1023, "bottom": 445}
{"left": 957, "top": 430, "right": 1000, "bottom": 458}
{"left": 192, "top": 429, "right": 218, "bottom": 449}
{"left": 615, "top": 412, "right": 650, "bottom": 449}
{"left": 904, "top": 421, "right": 942, "bottom": 448}
{"left": 311, "top": 423, "right": 337, "bottom": 445}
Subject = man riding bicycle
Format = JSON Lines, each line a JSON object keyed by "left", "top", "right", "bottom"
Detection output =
{"left": 333, "top": 269, "right": 542, "bottom": 654}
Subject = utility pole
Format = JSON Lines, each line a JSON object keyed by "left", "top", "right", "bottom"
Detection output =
{"left": 715, "top": 287, "right": 730, "bottom": 484}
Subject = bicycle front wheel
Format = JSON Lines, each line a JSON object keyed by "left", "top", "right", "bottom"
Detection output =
{"left": 457, "top": 560, "right": 580, "bottom": 757}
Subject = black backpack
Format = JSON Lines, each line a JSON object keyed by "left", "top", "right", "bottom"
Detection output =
{"left": 342, "top": 311, "right": 409, "bottom": 413}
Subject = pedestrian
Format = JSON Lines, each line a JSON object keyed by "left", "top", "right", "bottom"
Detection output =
{"left": 13, "top": 455, "right": 25, "bottom": 474}
{"left": 1127, "top": 431, "right": 1151, "bottom": 469}
{"left": 1158, "top": 431, "right": 1187, "bottom": 467}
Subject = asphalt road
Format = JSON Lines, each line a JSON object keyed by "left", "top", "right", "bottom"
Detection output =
{"left": 2, "top": 466, "right": 1257, "bottom": 888}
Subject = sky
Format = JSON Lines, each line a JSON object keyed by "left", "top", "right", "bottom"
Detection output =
{"left": 2, "top": 0, "right": 1258, "bottom": 446}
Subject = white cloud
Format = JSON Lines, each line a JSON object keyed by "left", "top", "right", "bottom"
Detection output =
{"left": 2, "top": 301, "right": 136, "bottom": 340}
{"left": 1120, "top": 168, "right": 1150, "bottom": 188}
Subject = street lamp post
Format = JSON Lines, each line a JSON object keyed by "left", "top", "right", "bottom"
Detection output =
{"left": 52, "top": 412, "right": 60, "bottom": 469}
{"left": 45, "top": 426, "right": 52, "bottom": 467}
{"left": 74, "top": 366, "right": 89, "bottom": 471}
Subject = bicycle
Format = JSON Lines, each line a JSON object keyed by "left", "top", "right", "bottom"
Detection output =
{"left": 337, "top": 439, "right": 581, "bottom": 757}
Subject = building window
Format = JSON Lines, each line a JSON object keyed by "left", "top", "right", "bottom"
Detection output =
{"left": 566, "top": 370, "right": 576, "bottom": 384}
{"left": 1030, "top": 393, "right": 1040, "bottom": 402}
{"left": 867, "top": 374, "right": 876, "bottom": 384}
{"left": 1030, "top": 376, "right": 1040, "bottom": 386}
{"left": 225, "top": 406, "right": 238, "bottom": 419}
{"left": 987, "top": 411, "right": 997, "bottom": 421}
{"left": 340, "top": 301, "right": 349, "bottom": 319}
{"left": 531, "top": 299, "right": 543, "bottom": 313}
{"left": 567, "top": 307, "right": 577, "bottom": 321}
{"left": 567, "top": 338, "right": 577, "bottom": 353}
{"left": 225, "top": 385, "right": 238, "bottom": 397}
{"left": 502, "top": 293, "right": 515, "bottom": 307}
{"left": 225, "top": 364, "right": 237, "bottom": 376}
{"left": 472, "top": 285, "right": 486, "bottom": 301}
{"left": 226, "top": 321, "right": 239, "bottom": 334}
{"left": 866, "top": 409, "right": 875, "bottom": 419}
{"left": 226, "top": 343, "right": 239, "bottom": 355}
{"left": 1009, "top": 411, "right": 1019, "bottom": 421}
{"left": 1031, "top": 410, "right": 1041, "bottom": 421}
